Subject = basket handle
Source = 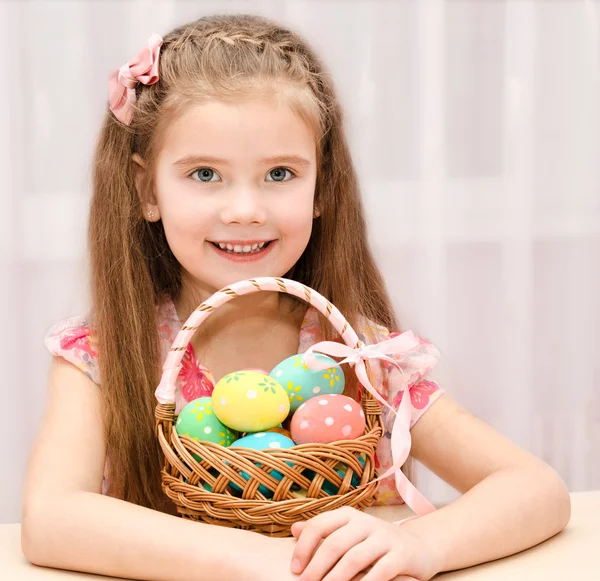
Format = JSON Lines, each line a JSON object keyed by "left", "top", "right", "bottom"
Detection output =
{"left": 155, "top": 277, "right": 361, "bottom": 405}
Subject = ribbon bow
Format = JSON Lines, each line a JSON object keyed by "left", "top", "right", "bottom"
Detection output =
{"left": 303, "top": 331, "right": 438, "bottom": 518}
{"left": 108, "top": 34, "right": 163, "bottom": 125}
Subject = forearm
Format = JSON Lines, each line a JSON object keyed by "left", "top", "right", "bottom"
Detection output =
{"left": 22, "top": 490, "right": 269, "bottom": 581}
{"left": 402, "top": 462, "right": 571, "bottom": 574}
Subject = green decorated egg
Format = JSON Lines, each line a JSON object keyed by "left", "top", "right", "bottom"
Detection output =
{"left": 212, "top": 371, "right": 289, "bottom": 433}
{"left": 175, "top": 397, "right": 238, "bottom": 459}
{"left": 270, "top": 354, "right": 345, "bottom": 412}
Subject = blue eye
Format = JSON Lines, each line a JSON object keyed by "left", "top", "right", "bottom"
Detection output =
{"left": 266, "top": 168, "right": 294, "bottom": 182}
{"left": 191, "top": 168, "right": 220, "bottom": 182}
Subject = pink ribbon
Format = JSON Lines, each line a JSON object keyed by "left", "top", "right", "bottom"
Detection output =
{"left": 108, "top": 34, "right": 163, "bottom": 125}
{"left": 303, "top": 331, "right": 437, "bottom": 518}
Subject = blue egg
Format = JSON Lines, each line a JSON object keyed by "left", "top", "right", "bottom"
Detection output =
{"left": 229, "top": 432, "right": 296, "bottom": 497}
{"left": 270, "top": 353, "right": 345, "bottom": 412}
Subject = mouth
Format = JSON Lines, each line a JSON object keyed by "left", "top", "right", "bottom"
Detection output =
{"left": 207, "top": 240, "right": 275, "bottom": 258}
{"left": 209, "top": 240, "right": 275, "bottom": 256}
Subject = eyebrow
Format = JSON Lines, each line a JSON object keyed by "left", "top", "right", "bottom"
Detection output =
{"left": 173, "top": 154, "right": 312, "bottom": 168}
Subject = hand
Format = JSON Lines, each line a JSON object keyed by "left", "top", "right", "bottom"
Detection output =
{"left": 289, "top": 507, "right": 441, "bottom": 581}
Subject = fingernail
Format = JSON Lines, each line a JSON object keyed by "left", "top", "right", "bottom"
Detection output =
{"left": 291, "top": 558, "right": 302, "bottom": 573}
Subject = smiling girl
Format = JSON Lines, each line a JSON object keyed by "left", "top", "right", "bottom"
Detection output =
{"left": 22, "top": 14, "right": 570, "bottom": 581}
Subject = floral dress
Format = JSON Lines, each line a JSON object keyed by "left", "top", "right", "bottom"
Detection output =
{"left": 45, "top": 300, "right": 444, "bottom": 506}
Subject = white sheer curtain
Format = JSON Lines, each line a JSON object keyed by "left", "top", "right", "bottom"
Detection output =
{"left": 1, "top": 0, "right": 598, "bottom": 524}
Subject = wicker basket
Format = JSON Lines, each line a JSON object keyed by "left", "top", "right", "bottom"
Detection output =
{"left": 154, "top": 277, "right": 384, "bottom": 537}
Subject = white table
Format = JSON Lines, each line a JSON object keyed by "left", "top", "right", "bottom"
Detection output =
{"left": 1, "top": 492, "right": 598, "bottom": 580}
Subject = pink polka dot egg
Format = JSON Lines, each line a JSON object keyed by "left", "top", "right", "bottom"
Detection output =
{"left": 290, "top": 394, "right": 366, "bottom": 445}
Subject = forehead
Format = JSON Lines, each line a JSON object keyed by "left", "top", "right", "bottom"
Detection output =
{"left": 158, "top": 96, "right": 317, "bottom": 164}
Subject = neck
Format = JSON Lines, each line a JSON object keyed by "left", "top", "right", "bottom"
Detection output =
{"left": 174, "top": 275, "right": 302, "bottom": 329}
{"left": 172, "top": 276, "right": 308, "bottom": 379}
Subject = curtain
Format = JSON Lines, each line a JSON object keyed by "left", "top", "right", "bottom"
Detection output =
{"left": 1, "top": 0, "right": 598, "bottom": 523}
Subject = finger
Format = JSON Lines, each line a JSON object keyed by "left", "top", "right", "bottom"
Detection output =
{"left": 292, "top": 520, "right": 307, "bottom": 539}
{"left": 291, "top": 509, "right": 354, "bottom": 574}
{"left": 321, "top": 537, "right": 386, "bottom": 581}
{"left": 299, "top": 525, "right": 370, "bottom": 581}
{"left": 359, "top": 553, "right": 414, "bottom": 581}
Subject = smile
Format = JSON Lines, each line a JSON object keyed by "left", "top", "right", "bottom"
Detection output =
{"left": 209, "top": 241, "right": 272, "bottom": 255}
{"left": 207, "top": 240, "right": 276, "bottom": 262}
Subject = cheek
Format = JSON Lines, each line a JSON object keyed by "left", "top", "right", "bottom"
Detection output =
{"left": 279, "top": 205, "right": 314, "bottom": 265}
{"left": 281, "top": 204, "right": 313, "bottom": 231}
{"left": 159, "top": 203, "right": 214, "bottom": 260}
{"left": 276, "top": 183, "right": 316, "bottom": 235}
{"left": 162, "top": 208, "right": 206, "bottom": 241}
{"left": 155, "top": 177, "right": 211, "bottom": 239}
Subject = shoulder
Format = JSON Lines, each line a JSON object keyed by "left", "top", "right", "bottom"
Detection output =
{"left": 356, "top": 316, "right": 445, "bottom": 428}
{"left": 44, "top": 316, "right": 100, "bottom": 385}
{"left": 43, "top": 301, "right": 180, "bottom": 388}
{"left": 299, "top": 308, "right": 444, "bottom": 421}
{"left": 298, "top": 308, "right": 392, "bottom": 351}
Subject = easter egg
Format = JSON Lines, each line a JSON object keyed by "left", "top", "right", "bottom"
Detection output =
{"left": 267, "top": 426, "right": 292, "bottom": 439}
{"left": 241, "top": 424, "right": 285, "bottom": 438}
{"left": 212, "top": 371, "right": 290, "bottom": 433}
{"left": 270, "top": 354, "right": 345, "bottom": 412}
{"left": 175, "top": 398, "right": 238, "bottom": 459}
{"left": 230, "top": 432, "right": 296, "bottom": 497}
{"left": 290, "top": 394, "right": 365, "bottom": 445}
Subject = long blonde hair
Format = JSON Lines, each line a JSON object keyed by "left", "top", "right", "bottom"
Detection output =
{"left": 89, "top": 14, "right": 398, "bottom": 511}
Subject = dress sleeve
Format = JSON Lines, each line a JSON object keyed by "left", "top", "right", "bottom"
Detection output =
{"left": 383, "top": 331, "right": 445, "bottom": 429}
{"left": 44, "top": 317, "right": 101, "bottom": 386}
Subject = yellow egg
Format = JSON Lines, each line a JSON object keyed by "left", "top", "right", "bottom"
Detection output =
{"left": 212, "top": 371, "right": 290, "bottom": 433}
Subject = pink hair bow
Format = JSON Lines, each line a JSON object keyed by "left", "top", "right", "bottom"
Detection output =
{"left": 303, "top": 331, "right": 439, "bottom": 519}
{"left": 108, "top": 33, "right": 163, "bottom": 125}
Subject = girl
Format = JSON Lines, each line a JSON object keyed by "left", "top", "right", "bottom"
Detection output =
{"left": 22, "top": 14, "right": 570, "bottom": 581}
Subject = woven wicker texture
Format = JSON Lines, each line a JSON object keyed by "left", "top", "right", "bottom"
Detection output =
{"left": 155, "top": 278, "right": 383, "bottom": 536}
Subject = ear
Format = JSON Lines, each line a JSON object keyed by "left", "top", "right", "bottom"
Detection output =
{"left": 132, "top": 153, "right": 160, "bottom": 222}
{"left": 313, "top": 205, "right": 321, "bottom": 219}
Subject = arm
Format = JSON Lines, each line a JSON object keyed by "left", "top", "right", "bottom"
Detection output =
{"left": 22, "top": 357, "right": 295, "bottom": 581}
{"left": 403, "top": 394, "right": 571, "bottom": 573}
{"left": 289, "top": 394, "right": 571, "bottom": 581}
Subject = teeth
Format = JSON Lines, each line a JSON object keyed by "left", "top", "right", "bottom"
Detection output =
{"left": 214, "top": 241, "right": 270, "bottom": 254}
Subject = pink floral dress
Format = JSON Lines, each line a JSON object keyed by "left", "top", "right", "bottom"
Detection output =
{"left": 45, "top": 300, "right": 444, "bottom": 506}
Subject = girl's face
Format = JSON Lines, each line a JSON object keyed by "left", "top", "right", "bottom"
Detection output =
{"left": 146, "top": 96, "right": 318, "bottom": 297}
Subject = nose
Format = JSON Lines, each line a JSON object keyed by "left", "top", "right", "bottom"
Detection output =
{"left": 220, "top": 186, "right": 267, "bottom": 226}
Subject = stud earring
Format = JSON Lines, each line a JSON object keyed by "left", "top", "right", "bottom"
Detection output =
{"left": 147, "top": 210, "right": 156, "bottom": 221}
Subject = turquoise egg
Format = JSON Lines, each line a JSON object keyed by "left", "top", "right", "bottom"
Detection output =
{"left": 229, "top": 432, "right": 296, "bottom": 497}
{"left": 270, "top": 353, "right": 345, "bottom": 412}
